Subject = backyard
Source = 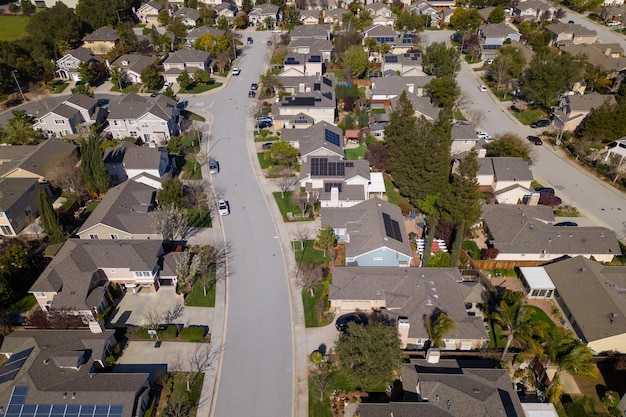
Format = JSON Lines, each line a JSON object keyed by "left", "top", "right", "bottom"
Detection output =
{"left": 0, "top": 16, "right": 29, "bottom": 41}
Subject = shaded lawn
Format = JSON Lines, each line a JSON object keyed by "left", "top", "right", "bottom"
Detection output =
{"left": 488, "top": 321, "right": 508, "bottom": 349}
{"left": 526, "top": 305, "right": 556, "bottom": 333}
{"left": 463, "top": 240, "right": 481, "bottom": 260}
{"left": 180, "top": 110, "right": 205, "bottom": 122}
{"left": 187, "top": 207, "right": 211, "bottom": 227}
{"left": 273, "top": 191, "right": 303, "bottom": 220}
{"left": 166, "top": 372, "right": 205, "bottom": 416}
{"left": 513, "top": 109, "right": 545, "bottom": 125}
{"left": 9, "top": 294, "right": 36, "bottom": 313}
{"left": 47, "top": 80, "right": 69, "bottom": 94}
{"left": 0, "top": 16, "right": 29, "bottom": 41}
{"left": 295, "top": 240, "right": 330, "bottom": 266}
{"left": 384, "top": 177, "right": 407, "bottom": 206}
{"left": 181, "top": 159, "right": 203, "bottom": 180}
{"left": 345, "top": 144, "right": 366, "bottom": 160}
{"left": 309, "top": 370, "right": 360, "bottom": 417}
{"left": 179, "top": 82, "right": 222, "bottom": 94}
{"left": 80, "top": 200, "right": 100, "bottom": 219}
{"left": 257, "top": 152, "right": 272, "bottom": 169}
{"left": 184, "top": 279, "right": 216, "bottom": 307}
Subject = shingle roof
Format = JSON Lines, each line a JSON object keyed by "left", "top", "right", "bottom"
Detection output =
{"left": 5, "top": 138, "right": 77, "bottom": 178}
{"left": 329, "top": 267, "right": 489, "bottom": 341}
{"left": 280, "top": 121, "right": 343, "bottom": 157}
{"left": 163, "top": 49, "right": 211, "bottom": 65}
{"left": 289, "top": 24, "right": 331, "bottom": 39}
{"left": 478, "top": 157, "right": 533, "bottom": 183}
{"left": 371, "top": 75, "right": 436, "bottom": 96}
{"left": 559, "top": 44, "right": 626, "bottom": 72}
{"left": 103, "top": 141, "right": 164, "bottom": 170}
{"left": 173, "top": 7, "right": 201, "bottom": 21}
{"left": 0, "top": 177, "right": 38, "bottom": 211}
{"left": 363, "top": 24, "right": 396, "bottom": 37}
{"left": 391, "top": 94, "right": 440, "bottom": 120}
{"left": 83, "top": 27, "right": 119, "bottom": 42}
{"left": 479, "top": 22, "right": 520, "bottom": 38}
{"left": 545, "top": 22, "right": 597, "bottom": 37}
{"left": 64, "top": 47, "right": 100, "bottom": 63}
{"left": 107, "top": 92, "right": 176, "bottom": 121}
{"left": 112, "top": 54, "right": 156, "bottom": 75}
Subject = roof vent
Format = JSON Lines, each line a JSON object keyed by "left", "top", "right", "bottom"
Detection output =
{"left": 569, "top": 233, "right": 573, "bottom": 238}
{"left": 72, "top": 392, "right": 76, "bottom": 399}
{"left": 473, "top": 388, "right": 480, "bottom": 393}
{"left": 600, "top": 232, "right": 605, "bottom": 238}
{"left": 63, "top": 393, "right": 67, "bottom": 399}
{"left": 529, "top": 224, "right": 534, "bottom": 230}
{"left": 611, "top": 312, "right": 618, "bottom": 318}
{"left": 580, "top": 268, "right": 586, "bottom": 272}
{"left": 43, "top": 359, "right": 50, "bottom": 365}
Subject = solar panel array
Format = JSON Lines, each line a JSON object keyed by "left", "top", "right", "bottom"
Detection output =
{"left": 324, "top": 129, "right": 341, "bottom": 147}
{"left": 3, "top": 387, "right": 124, "bottom": 417}
{"left": 310, "top": 158, "right": 346, "bottom": 177}
{"left": 0, "top": 348, "right": 33, "bottom": 385}
{"left": 385, "top": 55, "right": 398, "bottom": 63}
{"left": 324, "top": 182, "right": 342, "bottom": 192}
{"left": 323, "top": 77, "right": 332, "bottom": 87}
{"left": 382, "top": 213, "right": 403, "bottom": 242}
{"left": 309, "top": 55, "right": 321, "bottom": 62}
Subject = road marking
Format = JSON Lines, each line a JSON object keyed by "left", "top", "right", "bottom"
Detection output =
{"left": 196, "top": 102, "right": 204, "bottom": 106}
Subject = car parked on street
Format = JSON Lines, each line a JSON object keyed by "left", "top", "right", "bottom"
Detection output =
{"left": 530, "top": 119, "right": 550, "bottom": 128}
{"left": 251, "top": 83, "right": 258, "bottom": 90}
{"left": 248, "top": 90, "right": 256, "bottom": 98}
{"left": 247, "top": 37, "right": 253, "bottom": 44}
{"left": 209, "top": 159, "right": 219, "bottom": 174}
{"left": 527, "top": 135, "right": 543, "bottom": 145}
{"left": 232, "top": 67, "right": 241, "bottom": 76}
{"left": 257, "top": 120, "right": 272, "bottom": 129}
{"left": 218, "top": 199, "right": 230, "bottom": 216}
{"left": 476, "top": 131, "right": 492, "bottom": 140}
{"left": 479, "top": 85, "right": 488, "bottom": 92}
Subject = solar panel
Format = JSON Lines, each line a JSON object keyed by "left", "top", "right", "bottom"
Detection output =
{"left": 345, "top": 162, "right": 354, "bottom": 167}
{"left": 323, "top": 77, "right": 332, "bottom": 87}
{"left": 313, "top": 83, "right": 321, "bottom": 91}
{"left": 310, "top": 158, "right": 347, "bottom": 177}
{"left": 309, "top": 55, "right": 321, "bottom": 62}
{"left": 324, "top": 129, "right": 341, "bottom": 147}
{"left": 324, "top": 182, "right": 342, "bottom": 192}
{"left": 0, "top": 349, "right": 33, "bottom": 385}
{"left": 382, "top": 213, "right": 403, "bottom": 242}
{"left": 385, "top": 55, "right": 398, "bottom": 63}
{"left": 5, "top": 388, "right": 124, "bottom": 417}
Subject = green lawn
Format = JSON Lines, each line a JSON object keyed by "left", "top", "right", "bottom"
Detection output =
{"left": 179, "top": 326, "right": 208, "bottom": 342}
{"left": 47, "top": 79, "right": 69, "bottom": 94}
{"left": 180, "top": 110, "right": 205, "bottom": 122}
{"left": 184, "top": 279, "right": 216, "bottom": 307}
{"left": 273, "top": 191, "right": 303, "bottom": 220}
{"left": 326, "top": 69, "right": 346, "bottom": 80}
{"left": 488, "top": 321, "right": 508, "bottom": 348}
{"left": 257, "top": 152, "right": 273, "bottom": 169}
{"left": 110, "top": 84, "right": 140, "bottom": 93}
{"left": 9, "top": 294, "right": 36, "bottom": 313}
{"left": 384, "top": 177, "right": 405, "bottom": 206}
{"left": 179, "top": 82, "right": 222, "bottom": 94}
{"left": 463, "top": 241, "right": 481, "bottom": 260}
{"left": 187, "top": 207, "right": 211, "bottom": 227}
{"left": 181, "top": 159, "right": 202, "bottom": 180}
{"left": 513, "top": 109, "right": 546, "bottom": 125}
{"left": 294, "top": 240, "right": 330, "bottom": 266}
{"left": 80, "top": 201, "right": 100, "bottom": 219}
{"left": 0, "top": 16, "right": 29, "bottom": 41}
{"left": 453, "top": 108, "right": 467, "bottom": 121}
{"left": 345, "top": 144, "right": 366, "bottom": 160}
{"left": 371, "top": 108, "right": 386, "bottom": 115}
{"left": 302, "top": 283, "right": 325, "bottom": 327}
{"left": 526, "top": 305, "right": 556, "bottom": 333}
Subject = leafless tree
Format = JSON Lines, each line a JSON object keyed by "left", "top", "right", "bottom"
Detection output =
{"left": 296, "top": 263, "right": 324, "bottom": 296}
{"left": 163, "top": 302, "right": 185, "bottom": 324}
{"left": 491, "top": 58, "right": 511, "bottom": 93}
{"left": 291, "top": 225, "right": 313, "bottom": 250}
{"left": 277, "top": 175, "right": 296, "bottom": 198}
{"left": 175, "top": 249, "right": 202, "bottom": 289}
{"left": 184, "top": 343, "right": 222, "bottom": 391}
{"left": 142, "top": 308, "right": 163, "bottom": 331}
{"left": 44, "top": 153, "right": 85, "bottom": 195}
{"left": 194, "top": 151, "right": 209, "bottom": 172}
{"left": 310, "top": 363, "right": 333, "bottom": 401}
{"left": 512, "top": 99, "right": 529, "bottom": 112}
{"left": 162, "top": 398, "right": 192, "bottom": 417}
{"left": 195, "top": 241, "right": 231, "bottom": 295}
{"left": 455, "top": 91, "right": 472, "bottom": 113}
{"left": 291, "top": 191, "right": 310, "bottom": 218}
{"left": 150, "top": 206, "right": 189, "bottom": 241}
{"left": 465, "top": 109, "right": 486, "bottom": 127}
{"left": 185, "top": 181, "right": 208, "bottom": 208}
{"left": 29, "top": 82, "right": 54, "bottom": 112}
{"left": 308, "top": 191, "right": 319, "bottom": 217}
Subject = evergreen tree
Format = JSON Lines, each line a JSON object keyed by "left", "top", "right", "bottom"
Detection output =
{"left": 449, "top": 221, "right": 465, "bottom": 267}
{"left": 38, "top": 190, "right": 64, "bottom": 242}
{"left": 442, "top": 149, "right": 481, "bottom": 225}
{"left": 80, "top": 132, "right": 111, "bottom": 195}
{"left": 157, "top": 178, "right": 185, "bottom": 209}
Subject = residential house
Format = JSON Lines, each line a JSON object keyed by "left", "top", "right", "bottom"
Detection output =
{"left": 276, "top": 74, "right": 335, "bottom": 96}
{"left": 363, "top": 24, "right": 396, "bottom": 45}
{"left": 82, "top": 27, "right": 119, "bottom": 55}
{"left": 248, "top": 3, "right": 281, "bottom": 28}
{"left": 162, "top": 49, "right": 214, "bottom": 82}
{"left": 355, "top": 359, "right": 525, "bottom": 416}
{"left": 30, "top": 239, "right": 168, "bottom": 318}
{"left": 300, "top": 9, "right": 321, "bottom": 24}
{"left": 0, "top": 178, "right": 43, "bottom": 237}
{"left": 111, "top": 54, "right": 157, "bottom": 84}
{"left": 451, "top": 122, "right": 482, "bottom": 155}
{"left": 273, "top": 92, "right": 336, "bottom": 125}
{"left": 601, "top": 5, "right": 626, "bottom": 23}
{"left": 329, "top": 268, "right": 489, "bottom": 349}
{"left": 173, "top": 7, "right": 201, "bottom": 26}
{"left": 559, "top": 43, "right": 626, "bottom": 78}
{"left": 545, "top": 22, "right": 597, "bottom": 46}
{"left": 215, "top": 2, "right": 238, "bottom": 19}
{"left": 390, "top": 94, "right": 439, "bottom": 121}
{"left": 280, "top": 121, "right": 344, "bottom": 162}
{"left": 514, "top": 0, "right": 557, "bottom": 21}
{"left": 553, "top": 92, "right": 617, "bottom": 131}
{"left": 366, "top": 2, "right": 397, "bottom": 26}
{"left": 76, "top": 180, "right": 161, "bottom": 240}
{"left": 543, "top": 256, "right": 626, "bottom": 353}
{"left": 0, "top": 137, "right": 78, "bottom": 182}
{"left": 281, "top": 53, "right": 324, "bottom": 77}
{"left": 604, "top": 138, "right": 626, "bottom": 166}
{"left": 299, "top": 157, "right": 382, "bottom": 207}
{"left": 370, "top": 74, "right": 435, "bottom": 101}
{"left": 287, "top": 39, "right": 332, "bottom": 62}
{"left": 518, "top": 266, "right": 556, "bottom": 299}
{"left": 481, "top": 204, "right": 621, "bottom": 263}
{"left": 425, "top": 0, "right": 456, "bottom": 7}
{"left": 322, "top": 8, "right": 349, "bottom": 26}
{"left": 289, "top": 24, "right": 332, "bottom": 40}
{"left": 381, "top": 53, "right": 426, "bottom": 76}
{"left": 33, "top": 94, "right": 107, "bottom": 138}
{"left": 322, "top": 197, "right": 413, "bottom": 267}
{"left": 478, "top": 23, "right": 522, "bottom": 58}
{"left": 103, "top": 141, "right": 171, "bottom": 186}
{"left": 135, "top": 0, "right": 166, "bottom": 25}
{"left": 408, "top": 2, "right": 440, "bottom": 26}
{"left": 477, "top": 157, "right": 533, "bottom": 204}
{"left": 186, "top": 26, "right": 227, "bottom": 47}
{"left": 105, "top": 93, "right": 180, "bottom": 144}
{"left": 0, "top": 330, "right": 151, "bottom": 417}
{"left": 56, "top": 47, "right": 101, "bottom": 81}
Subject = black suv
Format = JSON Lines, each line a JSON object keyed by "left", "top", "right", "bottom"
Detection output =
{"left": 530, "top": 119, "right": 551, "bottom": 128}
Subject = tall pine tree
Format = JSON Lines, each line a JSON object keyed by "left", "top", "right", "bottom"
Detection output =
{"left": 442, "top": 149, "right": 482, "bottom": 226}
{"left": 38, "top": 190, "right": 64, "bottom": 242}
{"left": 80, "top": 131, "right": 110, "bottom": 195}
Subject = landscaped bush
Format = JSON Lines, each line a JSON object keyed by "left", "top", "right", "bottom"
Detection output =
{"left": 179, "top": 326, "right": 207, "bottom": 342}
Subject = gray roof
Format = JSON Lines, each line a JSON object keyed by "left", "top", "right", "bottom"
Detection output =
{"left": 103, "top": 141, "right": 164, "bottom": 170}
{"left": 545, "top": 22, "right": 597, "bottom": 37}
{"left": 77, "top": 179, "right": 157, "bottom": 236}
{"left": 287, "top": 39, "right": 332, "bottom": 55}
{"left": 0, "top": 329, "right": 148, "bottom": 417}
{"left": 363, "top": 24, "right": 396, "bottom": 37}
{"left": 559, "top": 43, "right": 626, "bottom": 72}
{"left": 186, "top": 26, "right": 227, "bottom": 41}
{"left": 112, "top": 54, "right": 156, "bottom": 74}
{"left": 329, "top": 267, "right": 489, "bottom": 341}
{"left": 280, "top": 121, "right": 343, "bottom": 157}
{"left": 479, "top": 22, "right": 520, "bottom": 38}
{"left": 173, "top": 7, "right": 200, "bottom": 21}
{"left": 1, "top": 138, "right": 77, "bottom": 178}
{"left": 516, "top": 0, "right": 554, "bottom": 11}
{"left": 289, "top": 24, "right": 331, "bottom": 39}
{"left": 163, "top": 48, "right": 211, "bottom": 65}
{"left": 63, "top": 47, "right": 100, "bottom": 63}
{"left": 83, "top": 27, "right": 119, "bottom": 42}
{"left": 559, "top": 92, "right": 616, "bottom": 112}
{"left": 391, "top": 94, "right": 440, "bottom": 120}
{"left": 0, "top": 177, "right": 38, "bottom": 211}
{"left": 107, "top": 92, "right": 177, "bottom": 121}
{"left": 280, "top": 92, "right": 335, "bottom": 108}
{"left": 371, "top": 75, "right": 436, "bottom": 96}
{"left": 30, "top": 239, "right": 163, "bottom": 310}
{"left": 452, "top": 122, "right": 478, "bottom": 140}
{"left": 478, "top": 157, "right": 533, "bottom": 183}
{"left": 65, "top": 93, "right": 98, "bottom": 111}
{"left": 321, "top": 197, "right": 413, "bottom": 260}
{"left": 544, "top": 256, "right": 626, "bottom": 346}
{"left": 481, "top": 204, "right": 621, "bottom": 257}
{"left": 249, "top": 3, "right": 279, "bottom": 15}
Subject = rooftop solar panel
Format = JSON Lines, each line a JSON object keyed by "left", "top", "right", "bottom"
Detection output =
{"left": 382, "top": 213, "right": 403, "bottom": 242}
{"left": 324, "top": 182, "right": 342, "bottom": 192}
{"left": 4, "top": 388, "right": 124, "bottom": 417}
{"left": 324, "top": 129, "right": 341, "bottom": 147}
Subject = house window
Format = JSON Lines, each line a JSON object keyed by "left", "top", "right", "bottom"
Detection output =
{"left": 24, "top": 208, "right": 31, "bottom": 216}
{"left": 141, "top": 122, "right": 149, "bottom": 128}
{"left": 0, "top": 225, "right": 12, "bottom": 235}
{"left": 546, "top": 290, "right": 553, "bottom": 298}
{"left": 161, "top": 121, "right": 166, "bottom": 126}
{"left": 130, "top": 131, "right": 138, "bottom": 137}
{"left": 34, "top": 292, "right": 46, "bottom": 298}
{"left": 89, "top": 234, "right": 99, "bottom": 239}
{"left": 129, "top": 120, "right": 135, "bottom": 126}
{"left": 110, "top": 234, "right": 119, "bottom": 239}
{"left": 532, "top": 289, "right": 540, "bottom": 296}
{"left": 538, "top": 289, "right": 547, "bottom": 297}
{"left": 54, "top": 120, "right": 65, "bottom": 125}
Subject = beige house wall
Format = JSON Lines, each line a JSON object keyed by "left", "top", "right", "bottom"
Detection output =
{"left": 588, "top": 333, "right": 626, "bottom": 354}
{"left": 84, "top": 40, "right": 116, "bottom": 55}
{"left": 77, "top": 224, "right": 161, "bottom": 240}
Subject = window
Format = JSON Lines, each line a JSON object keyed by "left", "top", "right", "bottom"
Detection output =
{"left": 130, "top": 131, "right": 138, "bottom": 137}
{"left": 89, "top": 234, "right": 99, "bottom": 240}
{"left": 141, "top": 122, "right": 149, "bottom": 128}
{"left": 113, "top": 120, "right": 120, "bottom": 126}
{"left": 128, "top": 120, "right": 135, "bottom": 125}
{"left": 538, "top": 289, "right": 547, "bottom": 297}
{"left": 110, "top": 234, "right": 119, "bottom": 239}
{"left": 34, "top": 292, "right": 46, "bottom": 298}
{"left": 0, "top": 225, "right": 12, "bottom": 235}
{"left": 54, "top": 119, "right": 65, "bottom": 125}
{"left": 0, "top": 212, "right": 4, "bottom": 218}
{"left": 546, "top": 290, "right": 553, "bottom": 298}
{"left": 24, "top": 208, "right": 31, "bottom": 216}
{"left": 532, "top": 289, "right": 540, "bottom": 296}
{"left": 373, "top": 257, "right": 383, "bottom": 261}
{"left": 161, "top": 121, "right": 166, "bottom": 126}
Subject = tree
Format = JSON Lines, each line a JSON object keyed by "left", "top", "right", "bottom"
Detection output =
{"left": 175, "top": 249, "right": 202, "bottom": 291}
{"left": 521, "top": 52, "right": 586, "bottom": 107}
{"left": 167, "top": 18, "right": 188, "bottom": 40}
{"left": 26, "top": 3, "right": 86, "bottom": 59}
{"left": 425, "top": 310, "right": 457, "bottom": 348}
{"left": 335, "top": 320, "right": 403, "bottom": 391}
{"left": 396, "top": 10, "right": 426, "bottom": 32}
{"left": 277, "top": 175, "right": 296, "bottom": 198}
{"left": 316, "top": 226, "right": 336, "bottom": 257}
{"left": 310, "top": 362, "right": 333, "bottom": 401}
{"left": 354, "top": 10, "right": 373, "bottom": 31}
{"left": 283, "top": 8, "right": 302, "bottom": 29}
{"left": 117, "top": 22, "right": 138, "bottom": 53}
{"left": 37, "top": 189, "right": 64, "bottom": 242}
{"left": 365, "top": 142, "right": 388, "bottom": 171}
{"left": 340, "top": 45, "right": 368, "bottom": 79}
{"left": 149, "top": 206, "right": 188, "bottom": 241}
{"left": 486, "top": 133, "right": 531, "bottom": 159}
{"left": 425, "top": 76, "right": 460, "bottom": 109}
{"left": 19, "top": 0, "right": 36, "bottom": 15}
{"left": 449, "top": 7, "right": 482, "bottom": 33}
{"left": 270, "top": 141, "right": 299, "bottom": 167}
{"left": 141, "top": 65, "right": 163, "bottom": 92}
{"left": 158, "top": 178, "right": 185, "bottom": 209}
{"left": 177, "top": 70, "right": 192, "bottom": 90}
{"left": 44, "top": 152, "right": 84, "bottom": 195}
{"left": 492, "top": 46, "right": 526, "bottom": 92}
{"left": 217, "top": 16, "right": 229, "bottom": 30}
{"left": 194, "top": 69, "right": 212, "bottom": 84}
{"left": 110, "top": 65, "right": 128, "bottom": 91}
{"left": 80, "top": 131, "right": 111, "bottom": 195}
{"left": 488, "top": 5, "right": 505, "bottom": 23}
{"left": 71, "top": 83, "right": 94, "bottom": 97}
{"left": 158, "top": 10, "right": 170, "bottom": 26}
{"left": 163, "top": 85, "right": 177, "bottom": 101}
{"left": 78, "top": 62, "right": 99, "bottom": 86}
{"left": 426, "top": 251, "right": 451, "bottom": 267}
{"left": 296, "top": 263, "right": 324, "bottom": 296}
{"left": 423, "top": 42, "right": 460, "bottom": 78}
{"left": 0, "top": 111, "right": 41, "bottom": 145}
{"left": 259, "top": 71, "right": 281, "bottom": 97}
{"left": 441, "top": 149, "right": 481, "bottom": 226}
{"left": 242, "top": 0, "right": 253, "bottom": 13}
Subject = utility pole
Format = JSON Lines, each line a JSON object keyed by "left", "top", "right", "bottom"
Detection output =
{"left": 12, "top": 70, "right": 26, "bottom": 103}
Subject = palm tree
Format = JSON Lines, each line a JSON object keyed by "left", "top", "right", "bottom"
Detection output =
{"left": 425, "top": 310, "right": 458, "bottom": 349}
{"left": 492, "top": 299, "right": 548, "bottom": 362}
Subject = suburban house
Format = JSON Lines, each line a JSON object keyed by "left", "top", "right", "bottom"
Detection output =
{"left": 300, "top": 10, "right": 321, "bottom": 25}
{"left": 0, "top": 330, "right": 151, "bottom": 417}
{"left": 481, "top": 204, "right": 621, "bottom": 263}
{"left": 280, "top": 121, "right": 344, "bottom": 162}
{"left": 381, "top": 53, "right": 426, "bottom": 76}
{"left": 366, "top": 3, "right": 397, "bottom": 26}
{"left": 542, "top": 256, "right": 626, "bottom": 354}
{"left": 289, "top": 24, "right": 332, "bottom": 40}
{"left": 545, "top": 22, "right": 597, "bottom": 46}
{"left": 362, "top": 24, "right": 414, "bottom": 52}
{"left": 0, "top": 137, "right": 78, "bottom": 182}
{"left": 451, "top": 122, "right": 481, "bottom": 155}
{"left": 55, "top": 47, "right": 101, "bottom": 81}
{"left": 287, "top": 39, "right": 332, "bottom": 62}
{"left": 103, "top": 141, "right": 171, "bottom": 185}
{"left": 162, "top": 49, "right": 214, "bottom": 82}
{"left": 477, "top": 157, "right": 533, "bottom": 204}
{"left": 0, "top": 178, "right": 43, "bottom": 237}
{"left": 390, "top": 94, "right": 440, "bottom": 121}
{"left": 214, "top": 2, "right": 238, "bottom": 19}
{"left": 355, "top": 359, "right": 525, "bottom": 416}
{"left": 559, "top": 43, "right": 626, "bottom": 78}
{"left": 82, "top": 27, "right": 119, "bottom": 55}
{"left": 322, "top": 8, "right": 349, "bottom": 25}
{"left": 111, "top": 54, "right": 158, "bottom": 84}
{"left": 34, "top": 94, "right": 107, "bottom": 138}
{"left": 408, "top": 2, "right": 440, "bottom": 26}
{"left": 104, "top": 93, "right": 180, "bottom": 144}
{"left": 477, "top": 23, "right": 522, "bottom": 58}
{"left": 329, "top": 268, "right": 490, "bottom": 349}
{"left": 173, "top": 7, "right": 201, "bottom": 26}
{"left": 369, "top": 75, "right": 435, "bottom": 101}
{"left": 30, "top": 239, "right": 168, "bottom": 319}
{"left": 604, "top": 138, "right": 626, "bottom": 166}
{"left": 248, "top": 3, "right": 281, "bottom": 28}
{"left": 186, "top": 26, "right": 227, "bottom": 47}
{"left": 299, "top": 157, "right": 383, "bottom": 208}
{"left": 321, "top": 197, "right": 413, "bottom": 267}
{"left": 514, "top": 0, "right": 558, "bottom": 21}
{"left": 76, "top": 180, "right": 161, "bottom": 240}
{"left": 282, "top": 53, "right": 324, "bottom": 77}
{"left": 273, "top": 92, "right": 336, "bottom": 125}
{"left": 135, "top": 0, "right": 166, "bottom": 25}
{"left": 552, "top": 92, "right": 617, "bottom": 131}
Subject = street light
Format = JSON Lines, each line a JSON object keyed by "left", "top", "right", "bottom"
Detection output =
{"left": 12, "top": 70, "right": 26, "bottom": 103}
{"left": 117, "top": 8, "right": 124, "bottom": 24}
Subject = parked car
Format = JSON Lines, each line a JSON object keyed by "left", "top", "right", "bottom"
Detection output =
{"left": 335, "top": 313, "right": 369, "bottom": 332}
{"left": 247, "top": 36, "right": 253, "bottom": 44}
{"left": 478, "top": 85, "right": 488, "bottom": 92}
{"left": 555, "top": 221, "right": 578, "bottom": 226}
{"left": 232, "top": 67, "right": 241, "bottom": 76}
{"left": 209, "top": 159, "right": 219, "bottom": 174}
{"left": 476, "top": 131, "right": 492, "bottom": 140}
{"left": 535, "top": 187, "right": 555, "bottom": 195}
{"left": 606, "top": 20, "right": 620, "bottom": 26}
{"left": 530, "top": 119, "right": 551, "bottom": 128}
{"left": 248, "top": 90, "right": 256, "bottom": 98}
{"left": 487, "top": 58, "right": 494, "bottom": 65}
{"left": 164, "top": 81, "right": 172, "bottom": 87}
{"left": 262, "top": 142, "right": 273, "bottom": 150}
{"left": 251, "top": 83, "right": 258, "bottom": 90}
{"left": 256, "top": 116, "right": 273, "bottom": 123}
{"left": 218, "top": 199, "right": 230, "bottom": 216}
{"left": 527, "top": 135, "right": 543, "bottom": 145}
{"left": 257, "top": 120, "right": 272, "bottom": 129}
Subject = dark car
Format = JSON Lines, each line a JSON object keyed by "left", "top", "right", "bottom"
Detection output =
{"left": 538, "top": 193, "right": 562, "bottom": 207}
{"left": 257, "top": 120, "right": 272, "bottom": 129}
{"left": 527, "top": 135, "right": 542, "bottom": 145}
{"left": 247, "top": 37, "right": 253, "bottom": 44}
{"left": 555, "top": 221, "right": 578, "bottom": 226}
{"left": 335, "top": 313, "right": 369, "bottom": 332}
{"left": 530, "top": 119, "right": 551, "bottom": 128}
{"left": 248, "top": 90, "right": 256, "bottom": 98}
{"left": 262, "top": 142, "right": 273, "bottom": 150}
{"left": 535, "top": 187, "right": 555, "bottom": 195}
{"left": 251, "top": 83, "right": 258, "bottom": 90}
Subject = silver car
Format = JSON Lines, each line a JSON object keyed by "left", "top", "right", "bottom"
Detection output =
{"left": 209, "top": 159, "right": 219, "bottom": 174}
{"left": 218, "top": 199, "right": 230, "bottom": 216}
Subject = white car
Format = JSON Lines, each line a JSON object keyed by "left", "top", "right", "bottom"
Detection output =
{"left": 164, "top": 81, "right": 172, "bottom": 87}
{"left": 476, "top": 131, "right": 492, "bottom": 140}
{"left": 606, "top": 21, "right": 620, "bottom": 26}
{"left": 232, "top": 67, "right": 241, "bottom": 76}
{"left": 478, "top": 85, "right": 488, "bottom": 92}
{"left": 218, "top": 199, "right": 230, "bottom": 216}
